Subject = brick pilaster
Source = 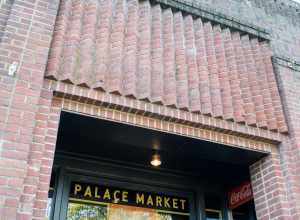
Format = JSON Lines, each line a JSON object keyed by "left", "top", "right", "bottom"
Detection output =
{"left": 250, "top": 151, "right": 293, "bottom": 220}
{"left": 275, "top": 63, "right": 300, "bottom": 219}
{"left": 0, "top": 0, "right": 59, "bottom": 219}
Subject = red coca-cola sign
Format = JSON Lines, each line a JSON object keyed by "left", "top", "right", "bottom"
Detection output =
{"left": 228, "top": 181, "right": 253, "bottom": 209}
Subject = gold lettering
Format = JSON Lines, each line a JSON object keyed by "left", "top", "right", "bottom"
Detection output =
{"left": 113, "top": 190, "right": 120, "bottom": 203}
{"left": 73, "top": 184, "right": 187, "bottom": 212}
{"left": 122, "top": 191, "right": 128, "bottom": 202}
{"left": 94, "top": 186, "right": 100, "bottom": 199}
{"left": 173, "top": 198, "right": 178, "bottom": 209}
{"left": 103, "top": 189, "right": 111, "bottom": 200}
{"left": 147, "top": 195, "right": 154, "bottom": 206}
{"left": 136, "top": 193, "right": 144, "bottom": 205}
{"left": 180, "top": 199, "right": 186, "bottom": 210}
{"left": 84, "top": 186, "right": 92, "bottom": 197}
{"left": 156, "top": 196, "right": 162, "bottom": 207}
{"left": 74, "top": 184, "right": 82, "bottom": 196}
{"left": 164, "top": 197, "right": 170, "bottom": 208}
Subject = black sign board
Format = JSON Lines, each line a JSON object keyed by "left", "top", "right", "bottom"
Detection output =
{"left": 69, "top": 182, "right": 190, "bottom": 216}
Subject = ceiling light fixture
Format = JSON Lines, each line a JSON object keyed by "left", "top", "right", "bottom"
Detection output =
{"left": 150, "top": 152, "right": 162, "bottom": 167}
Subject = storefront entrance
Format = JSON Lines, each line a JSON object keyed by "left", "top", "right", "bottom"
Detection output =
{"left": 47, "top": 111, "right": 265, "bottom": 220}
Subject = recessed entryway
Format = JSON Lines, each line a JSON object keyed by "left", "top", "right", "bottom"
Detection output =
{"left": 46, "top": 111, "right": 265, "bottom": 220}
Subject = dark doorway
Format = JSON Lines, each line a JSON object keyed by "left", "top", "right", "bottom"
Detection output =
{"left": 47, "top": 111, "right": 265, "bottom": 220}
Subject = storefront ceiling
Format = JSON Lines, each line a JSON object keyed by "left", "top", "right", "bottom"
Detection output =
{"left": 55, "top": 111, "right": 267, "bottom": 183}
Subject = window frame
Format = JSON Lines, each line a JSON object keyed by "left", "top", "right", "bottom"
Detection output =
{"left": 50, "top": 154, "right": 233, "bottom": 220}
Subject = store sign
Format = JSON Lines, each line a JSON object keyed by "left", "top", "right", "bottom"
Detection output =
{"left": 228, "top": 181, "right": 253, "bottom": 209}
{"left": 69, "top": 182, "right": 190, "bottom": 215}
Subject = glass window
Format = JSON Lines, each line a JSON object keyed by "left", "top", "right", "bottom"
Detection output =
{"left": 205, "top": 210, "right": 222, "bottom": 220}
{"left": 66, "top": 202, "right": 189, "bottom": 220}
{"left": 66, "top": 181, "right": 190, "bottom": 220}
{"left": 205, "top": 195, "right": 222, "bottom": 220}
{"left": 46, "top": 170, "right": 57, "bottom": 220}
{"left": 231, "top": 201, "right": 256, "bottom": 220}
{"left": 67, "top": 202, "right": 106, "bottom": 220}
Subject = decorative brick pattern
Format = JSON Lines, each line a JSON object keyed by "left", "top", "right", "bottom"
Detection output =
{"left": 154, "top": 0, "right": 270, "bottom": 39}
{"left": 57, "top": 97, "right": 274, "bottom": 153}
{"left": 174, "top": 0, "right": 300, "bottom": 63}
{"left": 46, "top": 80, "right": 285, "bottom": 144}
{"left": 45, "top": 0, "right": 288, "bottom": 133}
{"left": 0, "top": 0, "right": 299, "bottom": 220}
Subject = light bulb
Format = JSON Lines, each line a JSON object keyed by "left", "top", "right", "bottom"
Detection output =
{"left": 150, "top": 154, "right": 161, "bottom": 167}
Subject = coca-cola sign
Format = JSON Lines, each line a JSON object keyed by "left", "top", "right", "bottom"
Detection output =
{"left": 228, "top": 181, "right": 253, "bottom": 209}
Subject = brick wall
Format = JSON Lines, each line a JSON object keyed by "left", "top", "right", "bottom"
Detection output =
{"left": 180, "top": 0, "right": 300, "bottom": 61}
{"left": 33, "top": 90, "right": 286, "bottom": 220}
{"left": 0, "top": 0, "right": 300, "bottom": 220}
{"left": 0, "top": 0, "right": 13, "bottom": 42}
{"left": 0, "top": 0, "right": 59, "bottom": 219}
{"left": 46, "top": 0, "right": 288, "bottom": 133}
{"left": 250, "top": 152, "right": 292, "bottom": 219}
{"left": 153, "top": 2, "right": 300, "bottom": 217}
{"left": 275, "top": 63, "right": 300, "bottom": 219}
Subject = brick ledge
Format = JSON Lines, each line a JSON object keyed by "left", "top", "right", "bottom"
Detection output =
{"left": 45, "top": 80, "right": 286, "bottom": 145}
{"left": 154, "top": 0, "right": 270, "bottom": 40}
{"left": 56, "top": 97, "right": 274, "bottom": 153}
{"left": 273, "top": 56, "right": 300, "bottom": 72}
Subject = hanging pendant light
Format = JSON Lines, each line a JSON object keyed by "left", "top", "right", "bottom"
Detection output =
{"left": 150, "top": 152, "right": 162, "bottom": 167}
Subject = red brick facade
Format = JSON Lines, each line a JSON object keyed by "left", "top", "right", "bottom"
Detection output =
{"left": 0, "top": 0, "right": 60, "bottom": 219}
{"left": 0, "top": 0, "right": 300, "bottom": 220}
{"left": 46, "top": 0, "right": 287, "bottom": 133}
